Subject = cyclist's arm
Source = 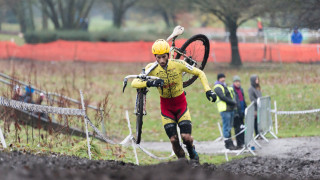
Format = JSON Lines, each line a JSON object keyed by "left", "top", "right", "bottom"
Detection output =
{"left": 179, "top": 60, "right": 211, "bottom": 92}
{"left": 131, "top": 63, "right": 153, "bottom": 89}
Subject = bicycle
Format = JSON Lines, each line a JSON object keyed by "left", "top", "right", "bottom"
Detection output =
{"left": 123, "top": 26, "right": 210, "bottom": 144}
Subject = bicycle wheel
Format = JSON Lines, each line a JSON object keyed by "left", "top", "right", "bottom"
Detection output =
{"left": 135, "top": 89, "right": 144, "bottom": 144}
{"left": 175, "top": 34, "right": 210, "bottom": 88}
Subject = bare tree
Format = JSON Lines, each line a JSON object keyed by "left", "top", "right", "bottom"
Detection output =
{"left": 0, "top": 0, "right": 5, "bottom": 31}
{"left": 27, "top": 0, "right": 35, "bottom": 31}
{"left": 296, "top": 0, "right": 320, "bottom": 29}
{"left": 138, "top": 0, "right": 187, "bottom": 28}
{"left": 104, "top": 0, "right": 139, "bottom": 28}
{"left": 266, "top": 0, "right": 320, "bottom": 30}
{"left": 193, "top": 0, "right": 266, "bottom": 66}
{"left": 40, "top": 0, "right": 48, "bottom": 30}
{"left": 5, "top": 0, "right": 35, "bottom": 32}
{"left": 41, "top": 0, "right": 95, "bottom": 30}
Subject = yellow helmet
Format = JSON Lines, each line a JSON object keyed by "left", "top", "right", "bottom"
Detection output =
{"left": 152, "top": 39, "right": 170, "bottom": 55}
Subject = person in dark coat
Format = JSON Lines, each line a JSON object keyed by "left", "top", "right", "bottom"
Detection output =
{"left": 248, "top": 75, "right": 262, "bottom": 136}
{"left": 232, "top": 76, "right": 246, "bottom": 148}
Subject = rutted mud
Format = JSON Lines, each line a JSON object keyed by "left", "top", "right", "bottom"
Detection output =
{"left": 0, "top": 151, "right": 319, "bottom": 180}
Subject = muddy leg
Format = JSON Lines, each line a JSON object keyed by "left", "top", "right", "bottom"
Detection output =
{"left": 181, "top": 133, "right": 196, "bottom": 159}
{"left": 170, "top": 135, "right": 185, "bottom": 158}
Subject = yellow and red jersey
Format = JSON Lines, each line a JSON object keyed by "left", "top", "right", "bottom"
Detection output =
{"left": 131, "top": 59, "right": 211, "bottom": 98}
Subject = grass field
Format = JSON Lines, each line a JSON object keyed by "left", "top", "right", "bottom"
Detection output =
{"left": 0, "top": 60, "right": 319, "bottom": 140}
{"left": 0, "top": 60, "right": 320, "bottom": 164}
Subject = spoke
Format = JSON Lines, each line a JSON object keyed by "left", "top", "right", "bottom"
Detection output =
{"left": 176, "top": 36, "right": 208, "bottom": 87}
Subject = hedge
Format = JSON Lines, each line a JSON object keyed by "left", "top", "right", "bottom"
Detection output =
{"left": 23, "top": 29, "right": 185, "bottom": 44}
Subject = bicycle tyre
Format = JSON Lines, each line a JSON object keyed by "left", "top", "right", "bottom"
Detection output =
{"left": 135, "top": 89, "right": 144, "bottom": 144}
{"left": 175, "top": 34, "right": 210, "bottom": 88}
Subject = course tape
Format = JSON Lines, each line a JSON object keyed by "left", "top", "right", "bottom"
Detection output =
{"left": 271, "top": 109, "right": 320, "bottom": 115}
{"left": 86, "top": 114, "right": 174, "bottom": 160}
{"left": 0, "top": 96, "right": 84, "bottom": 116}
{"left": 0, "top": 95, "right": 173, "bottom": 160}
{"left": 85, "top": 116, "right": 116, "bottom": 145}
{"left": 224, "top": 127, "right": 247, "bottom": 140}
{"left": 134, "top": 140, "right": 175, "bottom": 160}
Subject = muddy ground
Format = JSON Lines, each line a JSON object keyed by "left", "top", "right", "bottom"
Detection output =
{"left": 141, "top": 137, "right": 320, "bottom": 161}
{"left": 0, "top": 151, "right": 319, "bottom": 180}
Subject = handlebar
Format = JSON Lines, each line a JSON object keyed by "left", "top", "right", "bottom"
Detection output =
{"left": 122, "top": 75, "right": 160, "bottom": 93}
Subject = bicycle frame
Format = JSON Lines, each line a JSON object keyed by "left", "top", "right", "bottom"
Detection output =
{"left": 123, "top": 68, "right": 160, "bottom": 116}
{"left": 135, "top": 88, "right": 148, "bottom": 115}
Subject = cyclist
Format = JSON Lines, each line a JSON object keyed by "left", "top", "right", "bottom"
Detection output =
{"left": 131, "top": 39, "right": 216, "bottom": 163}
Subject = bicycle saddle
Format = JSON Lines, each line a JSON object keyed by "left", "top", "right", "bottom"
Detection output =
{"left": 167, "top": 25, "right": 184, "bottom": 41}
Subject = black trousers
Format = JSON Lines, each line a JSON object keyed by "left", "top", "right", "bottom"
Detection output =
{"left": 254, "top": 115, "right": 259, "bottom": 136}
{"left": 233, "top": 114, "right": 244, "bottom": 146}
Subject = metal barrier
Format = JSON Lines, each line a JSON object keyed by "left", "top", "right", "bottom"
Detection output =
{"left": 237, "top": 102, "right": 260, "bottom": 156}
{"left": 256, "top": 96, "right": 278, "bottom": 142}
{"left": 244, "top": 102, "right": 255, "bottom": 147}
{"left": 0, "top": 72, "right": 106, "bottom": 134}
{"left": 0, "top": 125, "right": 6, "bottom": 148}
{"left": 0, "top": 72, "right": 101, "bottom": 111}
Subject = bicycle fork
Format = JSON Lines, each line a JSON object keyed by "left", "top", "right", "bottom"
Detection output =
{"left": 134, "top": 89, "right": 147, "bottom": 115}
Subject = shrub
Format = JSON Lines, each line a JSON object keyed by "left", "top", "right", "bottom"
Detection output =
{"left": 56, "top": 31, "right": 92, "bottom": 42}
{"left": 23, "top": 28, "right": 191, "bottom": 44}
{"left": 24, "top": 31, "right": 57, "bottom": 44}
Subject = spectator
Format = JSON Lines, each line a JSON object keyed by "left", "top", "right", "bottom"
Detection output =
{"left": 291, "top": 27, "right": 303, "bottom": 44}
{"left": 35, "top": 93, "right": 46, "bottom": 117}
{"left": 12, "top": 85, "right": 23, "bottom": 101}
{"left": 231, "top": 76, "right": 246, "bottom": 149}
{"left": 214, "top": 73, "right": 237, "bottom": 150}
{"left": 248, "top": 75, "right": 262, "bottom": 136}
{"left": 80, "top": 18, "right": 89, "bottom": 31}
{"left": 23, "top": 86, "right": 35, "bottom": 103}
{"left": 257, "top": 17, "right": 264, "bottom": 37}
{"left": 35, "top": 93, "right": 45, "bottom": 105}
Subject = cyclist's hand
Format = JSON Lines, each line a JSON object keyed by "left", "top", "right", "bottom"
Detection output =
{"left": 147, "top": 79, "right": 164, "bottom": 87}
{"left": 206, "top": 90, "right": 217, "bottom": 102}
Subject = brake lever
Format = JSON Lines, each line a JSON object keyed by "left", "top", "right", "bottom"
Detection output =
{"left": 122, "top": 78, "right": 128, "bottom": 93}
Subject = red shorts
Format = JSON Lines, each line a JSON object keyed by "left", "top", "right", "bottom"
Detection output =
{"left": 160, "top": 93, "right": 190, "bottom": 125}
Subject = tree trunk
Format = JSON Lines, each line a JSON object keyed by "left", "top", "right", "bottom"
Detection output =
{"left": 0, "top": 6, "right": 7, "bottom": 31}
{"left": 44, "top": 0, "right": 61, "bottom": 29}
{"left": 27, "top": 0, "right": 35, "bottom": 31}
{"left": 17, "top": 2, "right": 27, "bottom": 33}
{"left": 41, "top": 1, "right": 48, "bottom": 30}
{"left": 171, "top": 13, "right": 177, "bottom": 27}
{"left": 66, "top": 0, "right": 75, "bottom": 29}
{"left": 0, "top": 9, "right": 3, "bottom": 31}
{"left": 113, "top": 8, "right": 123, "bottom": 28}
{"left": 228, "top": 22, "right": 242, "bottom": 66}
{"left": 75, "top": 0, "right": 94, "bottom": 29}
{"left": 160, "top": 10, "right": 170, "bottom": 28}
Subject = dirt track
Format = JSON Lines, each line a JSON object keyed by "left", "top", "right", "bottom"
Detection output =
{"left": 141, "top": 137, "right": 320, "bottom": 160}
{"left": 0, "top": 151, "right": 319, "bottom": 180}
